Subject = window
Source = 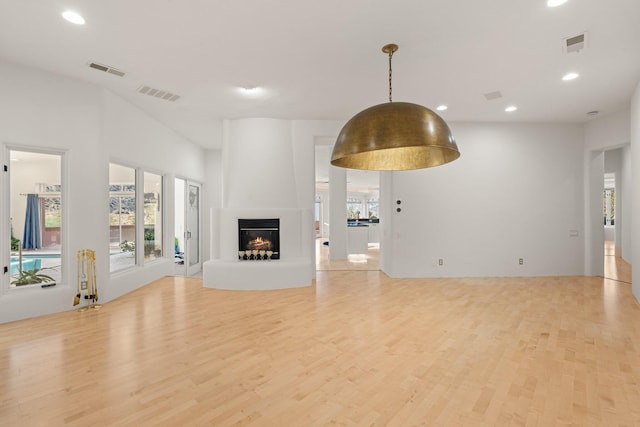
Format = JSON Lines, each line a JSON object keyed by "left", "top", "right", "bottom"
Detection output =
{"left": 144, "top": 172, "right": 162, "bottom": 262}
{"left": 109, "top": 163, "right": 136, "bottom": 272}
{"left": 366, "top": 199, "right": 379, "bottom": 219}
{"left": 347, "top": 197, "right": 363, "bottom": 219}
{"left": 603, "top": 189, "right": 615, "bottom": 226}
{"left": 109, "top": 164, "right": 165, "bottom": 272}
{"left": 8, "top": 149, "right": 63, "bottom": 288}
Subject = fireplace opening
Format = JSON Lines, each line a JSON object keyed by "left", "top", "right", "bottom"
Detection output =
{"left": 238, "top": 218, "right": 280, "bottom": 260}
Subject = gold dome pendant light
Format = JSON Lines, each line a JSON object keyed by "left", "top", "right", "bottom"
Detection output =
{"left": 331, "top": 44, "right": 460, "bottom": 170}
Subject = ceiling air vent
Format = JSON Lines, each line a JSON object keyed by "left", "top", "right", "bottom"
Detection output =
{"left": 87, "top": 61, "right": 126, "bottom": 77}
{"left": 137, "top": 85, "right": 181, "bottom": 102}
{"left": 563, "top": 32, "right": 588, "bottom": 54}
{"left": 483, "top": 90, "right": 502, "bottom": 101}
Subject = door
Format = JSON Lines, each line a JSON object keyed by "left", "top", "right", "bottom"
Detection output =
{"left": 185, "top": 181, "right": 201, "bottom": 276}
{"left": 175, "top": 178, "right": 201, "bottom": 276}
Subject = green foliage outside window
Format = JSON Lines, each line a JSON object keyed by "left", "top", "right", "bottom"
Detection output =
{"left": 603, "top": 189, "right": 615, "bottom": 225}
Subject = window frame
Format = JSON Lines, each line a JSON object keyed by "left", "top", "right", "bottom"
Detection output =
{"left": 109, "top": 162, "right": 167, "bottom": 274}
{"left": 109, "top": 162, "right": 138, "bottom": 273}
{"left": 143, "top": 171, "right": 164, "bottom": 263}
{"left": 3, "top": 145, "right": 67, "bottom": 293}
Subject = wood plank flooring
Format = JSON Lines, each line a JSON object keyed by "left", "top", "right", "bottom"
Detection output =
{"left": 315, "top": 239, "right": 379, "bottom": 271}
{"left": 604, "top": 240, "right": 632, "bottom": 284}
{"left": 1, "top": 264, "right": 638, "bottom": 425}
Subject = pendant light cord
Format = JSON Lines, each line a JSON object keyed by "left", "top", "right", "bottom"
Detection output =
{"left": 388, "top": 49, "right": 394, "bottom": 103}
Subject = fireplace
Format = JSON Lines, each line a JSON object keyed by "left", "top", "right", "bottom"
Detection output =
{"left": 238, "top": 218, "right": 280, "bottom": 260}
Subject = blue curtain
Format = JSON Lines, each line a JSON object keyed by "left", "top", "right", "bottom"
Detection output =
{"left": 22, "top": 194, "right": 42, "bottom": 249}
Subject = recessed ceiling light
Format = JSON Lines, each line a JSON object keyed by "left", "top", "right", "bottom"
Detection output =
{"left": 505, "top": 105, "right": 518, "bottom": 112}
{"left": 436, "top": 105, "right": 448, "bottom": 111}
{"left": 62, "top": 10, "right": 86, "bottom": 25}
{"left": 562, "top": 72, "right": 580, "bottom": 81}
{"left": 238, "top": 86, "right": 264, "bottom": 97}
{"left": 547, "top": 0, "right": 568, "bottom": 7}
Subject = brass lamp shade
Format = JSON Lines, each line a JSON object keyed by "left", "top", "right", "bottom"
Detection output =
{"left": 331, "top": 101, "right": 460, "bottom": 171}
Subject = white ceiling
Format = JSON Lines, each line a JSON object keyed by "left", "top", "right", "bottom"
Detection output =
{"left": 1, "top": 0, "right": 639, "bottom": 152}
{"left": 315, "top": 144, "right": 380, "bottom": 192}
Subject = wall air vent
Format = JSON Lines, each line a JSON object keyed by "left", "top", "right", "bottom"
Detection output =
{"left": 483, "top": 91, "right": 502, "bottom": 101}
{"left": 137, "top": 85, "right": 181, "bottom": 102}
{"left": 87, "top": 61, "right": 126, "bottom": 77}
{"left": 563, "top": 32, "right": 588, "bottom": 54}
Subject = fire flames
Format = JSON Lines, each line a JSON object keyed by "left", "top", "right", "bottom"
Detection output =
{"left": 248, "top": 236, "right": 272, "bottom": 251}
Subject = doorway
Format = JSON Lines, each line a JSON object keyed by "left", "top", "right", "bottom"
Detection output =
{"left": 174, "top": 178, "right": 202, "bottom": 277}
{"left": 314, "top": 142, "right": 381, "bottom": 271}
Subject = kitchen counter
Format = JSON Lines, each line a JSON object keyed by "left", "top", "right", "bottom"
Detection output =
{"left": 347, "top": 225, "right": 369, "bottom": 254}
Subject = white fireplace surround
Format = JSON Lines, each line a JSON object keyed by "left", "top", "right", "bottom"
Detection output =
{"left": 203, "top": 208, "right": 313, "bottom": 290}
{"left": 203, "top": 118, "right": 315, "bottom": 290}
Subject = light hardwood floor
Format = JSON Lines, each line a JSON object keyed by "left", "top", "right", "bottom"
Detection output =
{"left": 1, "top": 254, "right": 636, "bottom": 426}
{"left": 315, "top": 238, "right": 380, "bottom": 271}
{"left": 605, "top": 240, "right": 632, "bottom": 284}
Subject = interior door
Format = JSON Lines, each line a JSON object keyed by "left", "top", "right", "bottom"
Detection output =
{"left": 185, "top": 181, "right": 201, "bottom": 276}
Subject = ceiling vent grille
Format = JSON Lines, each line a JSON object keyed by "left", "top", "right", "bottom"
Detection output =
{"left": 483, "top": 90, "right": 502, "bottom": 101}
{"left": 563, "top": 32, "right": 588, "bottom": 54}
{"left": 137, "top": 85, "right": 181, "bottom": 102}
{"left": 87, "top": 61, "right": 126, "bottom": 77}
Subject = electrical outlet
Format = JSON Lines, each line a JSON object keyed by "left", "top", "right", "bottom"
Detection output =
{"left": 518, "top": 258, "right": 524, "bottom": 265}
{"left": 438, "top": 258, "right": 444, "bottom": 266}
{"left": 81, "top": 280, "right": 88, "bottom": 290}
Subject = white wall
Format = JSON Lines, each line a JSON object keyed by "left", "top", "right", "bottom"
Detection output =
{"left": 621, "top": 144, "right": 632, "bottom": 262}
{"left": 329, "top": 166, "right": 348, "bottom": 259}
{"left": 584, "top": 110, "right": 631, "bottom": 151}
{"left": 0, "top": 61, "right": 206, "bottom": 323}
{"left": 585, "top": 151, "right": 605, "bottom": 276}
{"left": 103, "top": 91, "right": 205, "bottom": 180}
{"left": 224, "top": 119, "right": 297, "bottom": 209}
{"left": 381, "top": 122, "right": 585, "bottom": 278}
{"left": 0, "top": 62, "right": 102, "bottom": 322}
{"left": 379, "top": 171, "right": 394, "bottom": 273}
{"left": 631, "top": 81, "right": 640, "bottom": 300}
{"left": 204, "top": 149, "right": 223, "bottom": 261}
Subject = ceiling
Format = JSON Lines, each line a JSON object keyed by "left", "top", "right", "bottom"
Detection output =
{"left": 315, "top": 144, "right": 380, "bottom": 193}
{"left": 1, "top": 0, "right": 639, "bottom": 152}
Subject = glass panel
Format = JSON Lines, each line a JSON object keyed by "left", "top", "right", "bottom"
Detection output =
{"left": 603, "top": 189, "right": 615, "bottom": 226}
{"left": 144, "top": 172, "right": 163, "bottom": 262}
{"left": 347, "top": 198, "right": 363, "bottom": 219}
{"left": 367, "top": 200, "right": 379, "bottom": 219}
{"left": 109, "top": 163, "right": 136, "bottom": 272}
{"left": 44, "top": 197, "right": 61, "bottom": 228}
{"left": 187, "top": 184, "right": 199, "bottom": 267}
{"left": 9, "top": 150, "right": 63, "bottom": 287}
{"left": 174, "top": 178, "right": 186, "bottom": 275}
